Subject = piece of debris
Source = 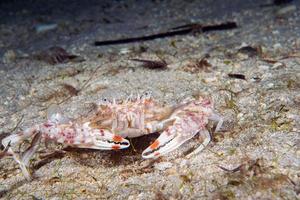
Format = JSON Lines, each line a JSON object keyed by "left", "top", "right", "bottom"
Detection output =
{"left": 35, "top": 23, "right": 58, "bottom": 33}
{"left": 61, "top": 83, "right": 80, "bottom": 96}
{"left": 154, "top": 162, "right": 173, "bottom": 171}
{"left": 33, "top": 46, "right": 84, "bottom": 65}
{"left": 182, "top": 55, "right": 211, "bottom": 73}
{"left": 36, "top": 83, "right": 80, "bottom": 103}
{"left": 272, "top": 62, "right": 285, "bottom": 69}
{"left": 274, "top": 0, "right": 294, "bottom": 6}
{"left": 94, "top": 21, "right": 237, "bottom": 46}
{"left": 237, "top": 46, "right": 262, "bottom": 57}
{"left": 131, "top": 59, "right": 168, "bottom": 69}
{"left": 228, "top": 73, "right": 246, "bottom": 80}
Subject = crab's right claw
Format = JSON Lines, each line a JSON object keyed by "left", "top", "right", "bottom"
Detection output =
{"left": 142, "top": 115, "right": 205, "bottom": 159}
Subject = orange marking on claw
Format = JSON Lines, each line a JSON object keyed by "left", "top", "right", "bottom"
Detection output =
{"left": 113, "top": 135, "right": 123, "bottom": 142}
{"left": 112, "top": 145, "right": 120, "bottom": 150}
{"left": 149, "top": 140, "right": 160, "bottom": 150}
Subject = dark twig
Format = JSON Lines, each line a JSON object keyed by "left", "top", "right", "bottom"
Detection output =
{"left": 228, "top": 73, "right": 246, "bottom": 80}
{"left": 94, "top": 21, "right": 237, "bottom": 46}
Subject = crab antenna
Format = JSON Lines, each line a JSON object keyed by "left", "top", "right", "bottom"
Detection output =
{"left": 126, "top": 93, "right": 132, "bottom": 103}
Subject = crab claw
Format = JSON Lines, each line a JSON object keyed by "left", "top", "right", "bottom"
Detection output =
{"left": 142, "top": 114, "right": 206, "bottom": 159}
{"left": 96, "top": 130, "right": 130, "bottom": 150}
{"left": 76, "top": 127, "right": 130, "bottom": 150}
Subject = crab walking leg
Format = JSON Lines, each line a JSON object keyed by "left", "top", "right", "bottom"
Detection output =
{"left": 22, "top": 133, "right": 42, "bottom": 166}
{"left": 186, "top": 129, "right": 211, "bottom": 158}
{"left": 142, "top": 116, "right": 203, "bottom": 159}
{"left": 1, "top": 126, "right": 39, "bottom": 180}
{"left": 209, "top": 113, "right": 223, "bottom": 132}
{"left": 10, "top": 133, "right": 42, "bottom": 181}
{"left": 6, "top": 147, "right": 32, "bottom": 180}
{"left": 1, "top": 126, "right": 39, "bottom": 148}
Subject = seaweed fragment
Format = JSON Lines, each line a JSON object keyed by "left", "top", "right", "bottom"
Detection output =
{"left": 61, "top": 83, "right": 80, "bottom": 96}
{"left": 33, "top": 47, "right": 84, "bottom": 65}
{"left": 237, "top": 46, "right": 262, "bottom": 57}
{"left": 182, "top": 55, "right": 211, "bottom": 73}
{"left": 131, "top": 58, "right": 168, "bottom": 69}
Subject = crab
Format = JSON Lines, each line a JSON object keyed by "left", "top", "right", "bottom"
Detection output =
{"left": 1, "top": 93, "right": 223, "bottom": 180}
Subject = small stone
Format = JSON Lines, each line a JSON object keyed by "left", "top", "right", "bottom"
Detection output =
{"left": 154, "top": 162, "right": 173, "bottom": 171}
{"left": 267, "top": 83, "right": 274, "bottom": 88}
{"left": 258, "top": 65, "right": 270, "bottom": 70}
{"left": 272, "top": 62, "right": 285, "bottom": 69}
{"left": 203, "top": 76, "right": 217, "bottom": 83}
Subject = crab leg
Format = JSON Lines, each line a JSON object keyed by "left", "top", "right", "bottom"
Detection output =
{"left": 209, "top": 113, "right": 223, "bottom": 132}
{"left": 22, "top": 133, "right": 42, "bottom": 166}
{"left": 142, "top": 116, "right": 204, "bottom": 159}
{"left": 1, "top": 127, "right": 41, "bottom": 180}
{"left": 186, "top": 129, "right": 211, "bottom": 158}
{"left": 1, "top": 126, "right": 39, "bottom": 148}
{"left": 12, "top": 133, "right": 42, "bottom": 181}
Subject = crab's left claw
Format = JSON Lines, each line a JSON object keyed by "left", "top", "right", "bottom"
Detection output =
{"left": 75, "top": 129, "right": 130, "bottom": 151}
{"left": 95, "top": 130, "right": 130, "bottom": 150}
{"left": 142, "top": 115, "right": 207, "bottom": 159}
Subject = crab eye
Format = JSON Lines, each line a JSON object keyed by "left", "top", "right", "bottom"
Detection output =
{"left": 98, "top": 97, "right": 111, "bottom": 105}
{"left": 142, "top": 90, "right": 152, "bottom": 99}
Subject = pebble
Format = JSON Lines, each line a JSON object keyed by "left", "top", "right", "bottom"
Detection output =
{"left": 272, "top": 62, "right": 285, "bottom": 69}
{"left": 266, "top": 83, "right": 274, "bottom": 89}
{"left": 258, "top": 65, "right": 270, "bottom": 70}
{"left": 154, "top": 162, "right": 173, "bottom": 171}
